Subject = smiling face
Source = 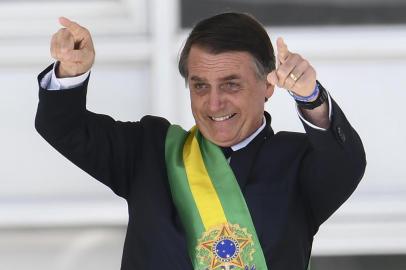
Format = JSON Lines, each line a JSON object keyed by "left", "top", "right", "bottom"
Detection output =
{"left": 187, "top": 45, "right": 275, "bottom": 147}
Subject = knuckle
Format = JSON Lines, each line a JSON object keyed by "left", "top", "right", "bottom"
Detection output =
{"left": 276, "top": 68, "right": 286, "bottom": 78}
{"left": 293, "top": 53, "right": 301, "bottom": 61}
{"left": 301, "top": 58, "right": 309, "bottom": 66}
{"left": 60, "top": 29, "right": 72, "bottom": 39}
{"left": 58, "top": 28, "right": 68, "bottom": 35}
{"left": 83, "top": 28, "right": 92, "bottom": 38}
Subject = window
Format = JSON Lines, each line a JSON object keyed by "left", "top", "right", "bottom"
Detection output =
{"left": 181, "top": 0, "right": 406, "bottom": 27}
{"left": 311, "top": 254, "right": 406, "bottom": 270}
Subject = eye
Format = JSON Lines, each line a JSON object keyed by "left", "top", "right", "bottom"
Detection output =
{"left": 191, "top": 83, "right": 209, "bottom": 93}
{"left": 194, "top": 83, "right": 206, "bottom": 89}
{"left": 223, "top": 82, "right": 240, "bottom": 91}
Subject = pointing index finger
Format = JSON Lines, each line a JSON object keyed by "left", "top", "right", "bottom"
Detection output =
{"left": 277, "top": 37, "right": 290, "bottom": 64}
{"left": 59, "top": 16, "right": 74, "bottom": 28}
{"left": 58, "top": 16, "right": 83, "bottom": 36}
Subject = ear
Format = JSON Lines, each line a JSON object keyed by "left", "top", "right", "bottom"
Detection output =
{"left": 265, "top": 82, "right": 275, "bottom": 99}
{"left": 265, "top": 70, "right": 276, "bottom": 101}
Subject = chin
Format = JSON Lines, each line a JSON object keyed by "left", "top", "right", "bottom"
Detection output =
{"left": 198, "top": 124, "right": 238, "bottom": 146}
{"left": 209, "top": 134, "right": 237, "bottom": 147}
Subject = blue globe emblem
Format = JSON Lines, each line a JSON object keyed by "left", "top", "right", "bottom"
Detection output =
{"left": 212, "top": 236, "right": 240, "bottom": 262}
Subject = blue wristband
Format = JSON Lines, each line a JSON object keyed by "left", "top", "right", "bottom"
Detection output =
{"left": 289, "top": 83, "right": 319, "bottom": 102}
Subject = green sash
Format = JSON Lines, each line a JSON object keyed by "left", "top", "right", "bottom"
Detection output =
{"left": 165, "top": 125, "right": 268, "bottom": 270}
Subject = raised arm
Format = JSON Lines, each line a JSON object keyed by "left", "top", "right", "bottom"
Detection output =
{"left": 35, "top": 18, "right": 169, "bottom": 199}
{"left": 267, "top": 37, "right": 366, "bottom": 229}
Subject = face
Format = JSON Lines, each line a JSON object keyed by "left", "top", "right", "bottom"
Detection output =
{"left": 187, "top": 45, "right": 274, "bottom": 147}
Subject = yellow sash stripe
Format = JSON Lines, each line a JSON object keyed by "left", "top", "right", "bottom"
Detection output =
{"left": 183, "top": 127, "right": 227, "bottom": 230}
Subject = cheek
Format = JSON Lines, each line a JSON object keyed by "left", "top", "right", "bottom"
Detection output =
{"left": 190, "top": 97, "right": 204, "bottom": 117}
{"left": 190, "top": 94, "right": 197, "bottom": 109}
{"left": 238, "top": 91, "right": 266, "bottom": 118}
{"left": 240, "top": 90, "right": 265, "bottom": 108}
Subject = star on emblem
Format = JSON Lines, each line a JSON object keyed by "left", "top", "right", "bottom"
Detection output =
{"left": 199, "top": 224, "right": 251, "bottom": 269}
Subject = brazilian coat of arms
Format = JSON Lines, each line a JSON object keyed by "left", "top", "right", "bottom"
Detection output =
{"left": 196, "top": 223, "right": 257, "bottom": 270}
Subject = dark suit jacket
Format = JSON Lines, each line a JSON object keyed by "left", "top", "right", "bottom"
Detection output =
{"left": 35, "top": 64, "right": 366, "bottom": 270}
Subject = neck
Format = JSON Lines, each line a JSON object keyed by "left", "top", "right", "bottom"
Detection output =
{"left": 231, "top": 115, "right": 266, "bottom": 151}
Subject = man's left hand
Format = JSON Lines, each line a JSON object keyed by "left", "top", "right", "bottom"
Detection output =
{"left": 267, "top": 37, "right": 317, "bottom": 99}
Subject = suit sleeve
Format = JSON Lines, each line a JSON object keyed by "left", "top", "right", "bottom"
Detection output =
{"left": 299, "top": 96, "right": 367, "bottom": 231}
{"left": 35, "top": 64, "right": 169, "bottom": 200}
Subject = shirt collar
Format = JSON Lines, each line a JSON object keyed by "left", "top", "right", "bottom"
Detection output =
{"left": 230, "top": 116, "right": 266, "bottom": 151}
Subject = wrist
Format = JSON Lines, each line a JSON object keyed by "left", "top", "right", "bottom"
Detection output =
{"left": 55, "top": 62, "right": 84, "bottom": 78}
{"left": 288, "top": 81, "right": 319, "bottom": 102}
{"left": 295, "top": 81, "right": 328, "bottom": 110}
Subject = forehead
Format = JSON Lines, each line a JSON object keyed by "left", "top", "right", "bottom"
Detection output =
{"left": 187, "top": 46, "right": 256, "bottom": 80}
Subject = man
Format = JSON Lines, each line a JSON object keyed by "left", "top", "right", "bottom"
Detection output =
{"left": 35, "top": 13, "right": 366, "bottom": 270}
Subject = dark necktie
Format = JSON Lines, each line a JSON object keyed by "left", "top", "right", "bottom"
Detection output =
{"left": 219, "top": 115, "right": 273, "bottom": 189}
{"left": 221, "top": 147, "right": 233, "bottom": 159}
{"left": 221, "top": 147, "right": 246, "bottom": 188}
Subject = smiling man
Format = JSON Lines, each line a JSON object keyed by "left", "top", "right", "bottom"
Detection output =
{"left": 187, "top": 47, "right": 272, "bottom": 147}
{"left": 35, "top": 12, "right": 366, "bottom": 270}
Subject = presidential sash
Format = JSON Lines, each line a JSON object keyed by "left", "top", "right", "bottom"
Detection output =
{"left": 165, "top": 125, "right": 268, "bottom": 270}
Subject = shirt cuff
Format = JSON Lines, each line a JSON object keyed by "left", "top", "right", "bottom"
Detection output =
{"left": 295, "top": 90, "right": 333, "bottom": 131}
{"left": 40, "top": 62, "right": 90, "bottom": 90}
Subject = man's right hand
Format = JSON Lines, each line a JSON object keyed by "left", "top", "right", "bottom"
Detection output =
{"left": 51, "top": 17, "right": 95, "bottom": 78}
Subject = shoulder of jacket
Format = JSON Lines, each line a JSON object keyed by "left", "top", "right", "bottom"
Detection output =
{"left": 139, "top": 115, "right": 171, "bottom": 137}
{"left": 270, "top": 131, "right": 310, "bottom": 150}
{"left": 274, "top": 130, "right": 307, "bottom": 140}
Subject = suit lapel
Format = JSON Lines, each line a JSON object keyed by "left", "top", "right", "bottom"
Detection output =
{"left": 230, "top": 112, "right": 274, "bottom": 190}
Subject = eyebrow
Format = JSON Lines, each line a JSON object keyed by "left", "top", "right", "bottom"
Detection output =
{"left": 190, "top": 76, "right": 206, "bottom": 82}
{"left": 189, "top": 74, "right": 242, "bottom": 82}
{"left": 219, "top": 74, "right": 241, "bottom": 81}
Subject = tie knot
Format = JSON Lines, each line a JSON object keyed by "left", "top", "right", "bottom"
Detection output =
{"left": 221, "top": 147, "right": 233, "bottom": 159}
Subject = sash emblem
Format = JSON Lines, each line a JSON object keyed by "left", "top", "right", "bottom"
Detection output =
{"left": 197, "top": 223, "right": 256, "bottom": 270}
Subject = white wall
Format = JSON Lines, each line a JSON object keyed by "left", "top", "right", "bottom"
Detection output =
{"left": 1, "top": 0, "right": 406, "bottom": 269}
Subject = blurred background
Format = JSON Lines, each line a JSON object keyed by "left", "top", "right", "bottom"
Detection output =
{"left": 1, "top": 0, "right": 405, "bottom": 269}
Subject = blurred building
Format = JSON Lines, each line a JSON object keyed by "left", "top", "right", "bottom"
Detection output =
{"left": 0, "top": 0, "right": 405, "bottom": 269}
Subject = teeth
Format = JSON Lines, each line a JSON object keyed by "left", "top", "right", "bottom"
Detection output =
{"left": 210, "top": 114, "right": 234, "bottom": 122}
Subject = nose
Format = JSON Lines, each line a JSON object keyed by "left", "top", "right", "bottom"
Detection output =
{"left": 207, "top": 89, "right": 224, "bottom": 113}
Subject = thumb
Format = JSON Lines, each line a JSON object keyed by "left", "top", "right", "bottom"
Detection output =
{"left": 276, "top": 37, "right": 290, "bottom": 64}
